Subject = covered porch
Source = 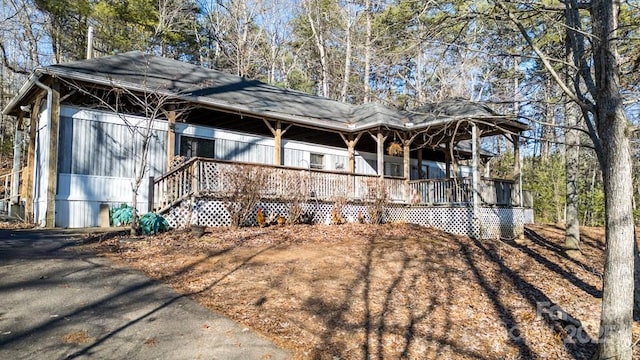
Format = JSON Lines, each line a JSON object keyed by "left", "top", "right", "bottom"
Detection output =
{"left": 153, "top": 101, "right": 527, "bottom": 239}
{"left": 152, "top": 158, "right": 524, "bottom": 239}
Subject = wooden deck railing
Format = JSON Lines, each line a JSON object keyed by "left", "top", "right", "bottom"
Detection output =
{"left": 151, "top": 158, "right": 515, "bottom": 212}
{"left": 152, "top": 158, "right": 407, "bottom": 212}
{"left": 0, "top": 170, "right": 21, "bottom": 202}
{"left": 409, "top": 177, "right": 514, "bottom": 206}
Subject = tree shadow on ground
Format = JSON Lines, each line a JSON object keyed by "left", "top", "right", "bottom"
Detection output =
{"left": 462, "top": 236, "right": 596, "bottom": 359}
{"left": 0, "top": 228, "right": 279, "bottom": 359}
{"left": 526, "top": 226, "right": 602, "bottom": 271}
{"left": 301, "top": 229, "right": 491, "bottom": 360}
{"left": 294, "top": 227, "right": 597, "bottom": 359}
{"left": 2, "top": 225, "right": 602, "bottom": 360}
{"left": 518, "top": 228, "right": 601, "bottom": 297}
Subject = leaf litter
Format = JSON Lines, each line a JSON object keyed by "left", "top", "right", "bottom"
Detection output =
{"left": 81, "top": 223, "right": 640, "bottom": 359}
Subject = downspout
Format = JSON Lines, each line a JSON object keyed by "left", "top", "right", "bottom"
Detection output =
{"left": 33, "top": 79, "right": 53, "bottom": 226}
{"left": 34, "top": 80, "right": 53, "bottom": 119}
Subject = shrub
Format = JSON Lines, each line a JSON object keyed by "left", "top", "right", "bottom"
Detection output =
{"left": 111, "top": 204, "right": 134, "bottom": 226}
{"left": 139, "top": 212, "right": 170, "bottom": 235}
{"left": 222, "top": 165, "right": 270, "bottom": 227}
{"left": 367, "top": 183, "right": 388, "bottom": 224}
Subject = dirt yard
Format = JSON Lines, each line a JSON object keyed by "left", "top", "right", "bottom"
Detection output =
{"left": 83, "top": 223, "right": 640, "bottom": 359}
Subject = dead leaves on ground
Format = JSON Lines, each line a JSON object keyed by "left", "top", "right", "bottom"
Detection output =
{"left": 82, "top": 223, "right": 634, "bottom": 359}
{"left": 62, "top": 330, "right": 94, "bottom": 345}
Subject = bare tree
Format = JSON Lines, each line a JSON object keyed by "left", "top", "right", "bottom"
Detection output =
{"left": 564, "top": 102, "right": 581, "bottom": 255}
{"left": 496, "top": 0, "right": 636, "bottom": 357}
{"left": 362, "top": 0, "right": 372, "bottom": 103}
{"left": 590, "top": 1, "right": 634, "bottom": 357}
{"left": 59, "top": 73, "right": 187, "bottom": 235}
{"left": 302, "top": 0, "right": 332, "bottom": 97}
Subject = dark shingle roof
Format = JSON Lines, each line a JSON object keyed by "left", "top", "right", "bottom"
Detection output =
{"left": 43, "top": 51, "right": 355, "bottom": 128}
{"left": 5, "top": 51, "right": 527, "bottom": 133}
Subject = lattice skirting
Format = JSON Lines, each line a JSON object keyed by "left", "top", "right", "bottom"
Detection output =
{"left": 163, "top": 198, "right": 524, "bottom": 240}
{"left": 384, "top": 206, "right": 524, "bottom": 239}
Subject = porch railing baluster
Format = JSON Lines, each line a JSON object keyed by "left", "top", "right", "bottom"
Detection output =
{"left": 152, "top": 158, "right": 515, "bottom": 213}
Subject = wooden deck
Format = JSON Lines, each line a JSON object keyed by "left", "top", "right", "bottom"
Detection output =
{"left": 151, "top": 158, "right": 515, "bottom": 213}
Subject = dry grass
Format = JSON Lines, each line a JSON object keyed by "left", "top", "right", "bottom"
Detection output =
{"left": 83, "top": 223, "right": 640, "bottom": 359}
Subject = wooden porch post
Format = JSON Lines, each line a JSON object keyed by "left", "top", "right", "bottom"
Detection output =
{"left": 471, "top": 122, "right": 480, "bottom": 237}
{"left": 148, "top": 176, "right": 155, "bottom": 212}
{"left": 403, "top": 140, "right": 411, "bottom": 202}
{"left": 417, "top": 148, "right": 423, "bottom": 179}
{"left": 263, "top": 119, "right": 291, "bottom": 166}
{"left": 274, "top": 120, "right": 282, "bottom": 166}
{"left": 452, "top": 154, "right": 459, "bottom": 179}
{"left": 368, "top": 130, "right": 387, "bottom": 197}
{"left": 340, "top": 133, "right": 362, "bottom": 199}
{"left": 24, "top": 95, "right": 42, "bottom": 223}
{"left": 377, "top": 131, "right": 384, "bottom": 178}
{"left": 444, "top": 149, "right": 451, "bottom": 178}
{"left": 10, "top": 112, "right": 24, "bottom": 206}
{"left": 166, "top": 109, "right": 176, "bottom": 169}
{"left": 512, "top": 134, "right": 521, "bottom": 206}
{"left": 348, "top": 140, "right": 355, "bottom": 173}
{"left": 340, "top": 133, "right": 362, "bottom": 174}
{"left": 45, "top": 82, "right": 60, "bottom": 228}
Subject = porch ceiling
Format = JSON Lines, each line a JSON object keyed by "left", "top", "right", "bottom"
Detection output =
{"left": 186, "top": 106, "right": 493, "bottom": 159}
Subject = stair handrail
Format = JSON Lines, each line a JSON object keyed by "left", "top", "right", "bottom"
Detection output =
{"left": 152, "top": 157, "right": 204, "bottom": 213}
{"left": 153, "top": 156, "right": 200, "bottom": 184}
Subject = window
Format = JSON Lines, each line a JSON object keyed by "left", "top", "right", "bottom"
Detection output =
{"left": 310, "top": 153, "right": 324, "bottom": 169}
{"left": 389, "top": 163, "right": 402, "bottom": 177}
{"left": 180, "top": 136, "right": 214, "bottom": 158}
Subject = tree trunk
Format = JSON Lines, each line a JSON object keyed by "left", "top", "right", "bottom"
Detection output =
{"left": 415, "top": 20, "right": 425, "bottom": 105}
{"left": 305, "top": 0, "right": 329, "bottom": 97}
{"left": 340, "top": 12, "right": 352, "bottom": 102}
{"left": 564, "top": 103, "right": 581, "bottom": 253}
{"left": 130, "top": 186, "right": 138, "bottom": 236}
{"left": 592, "top": 1, "right": 635, "bottom": 358}
{"left": 541, "top": 80, "right": 555, "bottom": 160}
{"left": 363, "top": 0, "right": 372, "bottom": 103}
{"left": 563, "top": 20, "right": 581, "bottom": 252}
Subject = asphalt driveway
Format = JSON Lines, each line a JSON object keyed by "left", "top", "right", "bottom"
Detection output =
{"left": 0, "top": 228, "right": 289, "bottom": 360}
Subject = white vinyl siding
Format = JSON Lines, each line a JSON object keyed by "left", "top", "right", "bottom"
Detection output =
{"left": 215, "top": 138, "right": 273, "bottom": 163}
{"left": 55, "top": 107, "right": 167, "bottom": 227}
{"left": 58, "top": 108, "right": 167, "bottom": 178}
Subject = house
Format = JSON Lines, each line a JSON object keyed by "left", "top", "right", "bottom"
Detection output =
{"left": 2, "top": 51, "right": 527, "bottom": 238}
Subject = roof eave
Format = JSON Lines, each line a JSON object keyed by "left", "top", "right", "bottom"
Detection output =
{"left": 17, "top": 67, "right": 529, "bottom": 137}
{"left": 42, "top": 68, "right": 358, "bottom": 134}
{"left": 2, "top": 71, "right": 43, "bottom": 116}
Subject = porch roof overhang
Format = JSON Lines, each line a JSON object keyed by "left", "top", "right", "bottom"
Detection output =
{"left": 3, "top": 51, "right": 528, "bottom": 142}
